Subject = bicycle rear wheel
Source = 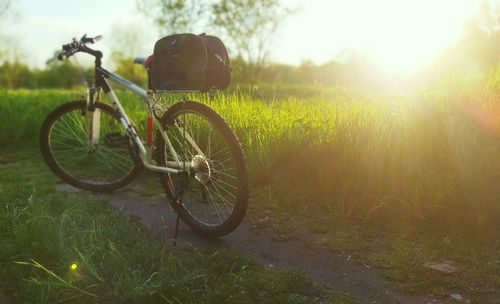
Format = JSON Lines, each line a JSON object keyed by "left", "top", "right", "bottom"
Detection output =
{"left": 156, "top": 101, "right": 249, "bottom": 238}
{"left": 40, "top": 100, "right": 141, "bottom": 192}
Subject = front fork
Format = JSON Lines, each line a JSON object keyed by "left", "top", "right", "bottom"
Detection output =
{"left": 86, "top": 86, "right": 101, "bottom": 153}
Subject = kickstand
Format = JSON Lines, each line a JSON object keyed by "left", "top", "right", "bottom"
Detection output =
{"left": 172, "top": 192, "right": 182, "bottom": 247}
{"left": 170, "top": 173, "right": 188, "bottom": 247}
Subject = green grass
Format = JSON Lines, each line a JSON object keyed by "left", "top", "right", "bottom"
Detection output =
{"left": 1, "top": 82, "right": 500, "bottom": 301}
{"left": 0, "top": 145, "right": 355, "bottom": 303}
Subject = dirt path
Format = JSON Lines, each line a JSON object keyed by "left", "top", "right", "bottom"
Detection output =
{"left": 60, "top": 184, "right": 452, "bottom": 304}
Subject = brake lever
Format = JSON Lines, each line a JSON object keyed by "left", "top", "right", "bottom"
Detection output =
{"left": 81, "top": 34, "right": 102, "bottom": 44}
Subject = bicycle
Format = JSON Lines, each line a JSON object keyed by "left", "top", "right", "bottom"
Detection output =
{"left": 39, "top": 34, "right": 249, "bottom": 238}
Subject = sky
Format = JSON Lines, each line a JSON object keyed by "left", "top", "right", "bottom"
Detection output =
{"left": 4, "top": 0, "right": 485, "bottom": 74}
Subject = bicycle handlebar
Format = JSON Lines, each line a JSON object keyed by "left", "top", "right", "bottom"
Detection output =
{"left": 83, "top": 35, "right": 102, "bottom": 44}
{"left": 57, "top": 34, "right": 102, "bottom": 61}
{"left": 57, "top": 48, "right": 78, "bottom": 61}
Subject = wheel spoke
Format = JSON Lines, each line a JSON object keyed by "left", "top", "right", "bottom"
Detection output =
{"left": 204, "top": 185, "right": 226, "bottom": 223}
{"left": 210, "top": 178, "right": 237, "bottom": 199}
{"left": 208, "top": 146, "right": 230, "bottom": 159}
{"left": 156, "top": 102, "right": 248, "bottom": 236}
{"left": 210, "top": 175, "right": 237, "bottom": 190}
{"left": 212, "top": 169, "right": 237, "bottom": 180}
{"left": 44, "top": 102, "right": 136, "bottom": 189}
{"left": 206, "top": 181, "right": 234, "bottom": 217}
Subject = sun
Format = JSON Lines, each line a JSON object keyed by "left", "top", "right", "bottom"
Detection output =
{"left": 357, "top": 0, "right": 482, "bottom": 75}
{"left": 292, "top": 0, "right": 483, "bottom": 75}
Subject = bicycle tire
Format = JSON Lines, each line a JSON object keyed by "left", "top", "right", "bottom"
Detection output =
{"left": 155, "top": 101, "right": 249, "bottom": 238}
{"left": 40, "top": 100, "right": 141, "bottom": 192}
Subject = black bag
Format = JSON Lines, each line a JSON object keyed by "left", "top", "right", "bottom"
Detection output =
{"left": 150, "top": 33, "right": 231, "bottom": 92}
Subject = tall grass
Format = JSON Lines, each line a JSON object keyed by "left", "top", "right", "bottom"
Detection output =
{"left": 208, "top": 85, "right": 500, "bottom": 237}
{"left": 1, "top": 83, "right": 499, "bottom": 237}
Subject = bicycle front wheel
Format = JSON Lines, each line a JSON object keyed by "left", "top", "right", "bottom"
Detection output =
{"left": 40, "top": 100, "right": 141, "bottom": 192}
{"left": 156, "top": 101, "right": 249, "bottom": 238}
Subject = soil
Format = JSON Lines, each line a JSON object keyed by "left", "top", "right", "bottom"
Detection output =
{"left": 59, "top": 183, "right": 455, "bottom": 304}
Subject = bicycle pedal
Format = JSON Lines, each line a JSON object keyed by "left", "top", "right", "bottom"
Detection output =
{"left": 105, "top": 132, "right": 127, "bottom": 147}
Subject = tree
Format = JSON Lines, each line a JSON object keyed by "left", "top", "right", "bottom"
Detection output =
{"left": 106, "top": 23, "right": 152, "bottom": 87}
{"left": 0, "top": 0, "right": 9, "bottom": 17}
{"left": 211, "top": 0, "right": 292, "bottom": 81}
{"left": 108, "top": 22, "right": 152, "bottom": 61}
{"left": 0, "top": 0, "right": 11, "bottom": 58}
{"left": 137, "top": 0, "right": 292, "bottom": 82}
{"left": 0, "top": 61, "right": 34, "bottom": 88}
{"left": 454, "top": 1, "right": 500, "bottom": 69}
{"left": 136, "top": 0, "right": 207, "bottom": 35}
{"left": 38, "top": 59, "right": 89, "bottom": 88}
{"left": 114, "top": 57, "right": 148, "bottom": 88}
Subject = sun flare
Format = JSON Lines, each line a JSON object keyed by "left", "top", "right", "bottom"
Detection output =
{"left": 363, "top": 0, "right": 481, "bottom": 74}
{"left": 312, "top": 0, "right": 482, "bottom": 75}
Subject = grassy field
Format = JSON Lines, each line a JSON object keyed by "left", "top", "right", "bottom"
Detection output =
{"left": 1, "top": 84, "right": 500, "bottom": 301}
{"left": 0, "top": 143, "right": 356, "bottom": 303}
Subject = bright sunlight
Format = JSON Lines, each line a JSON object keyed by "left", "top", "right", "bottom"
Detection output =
{"left": 3, "top": 0, "right": 500, "bottom": 302}
{"left": 311, "top": 0, "right": 482, "bottom": 74}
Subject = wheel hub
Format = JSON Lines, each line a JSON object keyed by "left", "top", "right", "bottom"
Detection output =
{"left": 191, "top": 155, "right": 211, "bottom": 184}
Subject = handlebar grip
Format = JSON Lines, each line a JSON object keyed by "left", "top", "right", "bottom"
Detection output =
{"left": 57, "top": 34, "right": 103, "bottom": 61}
{"left": 82, "top": 35, "right": 102, "bottom": 44}
{"left": 57, "top": 48, "right": 78, "bottom": 61}
{"left": 57, "top": 52, "right": 67, "bottom": 61}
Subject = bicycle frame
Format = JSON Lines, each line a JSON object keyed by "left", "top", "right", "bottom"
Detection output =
{"left": 45, "top": 35, "right": 249, "bottom": 237}
{"left": 88, "top": 66, "right": 203, "bottom": 175}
